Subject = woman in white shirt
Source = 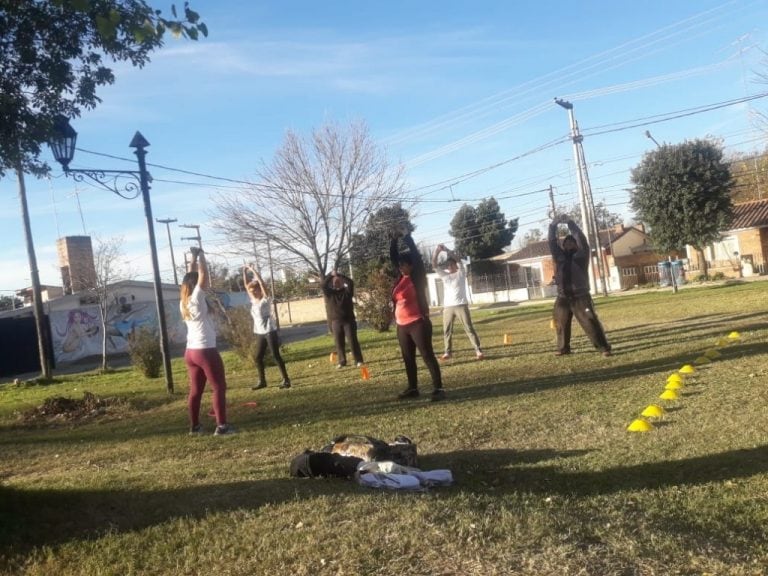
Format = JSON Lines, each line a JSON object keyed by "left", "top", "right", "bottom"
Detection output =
{"left": 180, "top": 247, "right": 234, "bottom": 436}
{"left": 243, "top": 265, "right": 291, "bottom": 390}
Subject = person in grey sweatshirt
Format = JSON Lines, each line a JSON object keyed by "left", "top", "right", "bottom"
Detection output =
{"left": 548, "top": 215, "right": 612, "bottom": 357}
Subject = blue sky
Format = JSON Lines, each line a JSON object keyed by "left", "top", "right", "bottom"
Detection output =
{"left": 2, "top": 0, "right": 767, "bottom": 294}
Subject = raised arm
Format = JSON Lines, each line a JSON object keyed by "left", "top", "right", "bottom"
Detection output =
{"left": 567, "top": 219, "right": 590, "bottom": 254}
{"left": 432, "top": 244, "right": 444, "bottom": 270}
{"left": 548, "top": 218, "right": 564, "bottom": 257}
{"left": 401, "top": 233, "right": 425, "bottom": 278}
{"left": 389, "top": 237, "right": 400, "bottom": 274}
{"left": 190, "top": 247, "right": 209, "bottom": 290}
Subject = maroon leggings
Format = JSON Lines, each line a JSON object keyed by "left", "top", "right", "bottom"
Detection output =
{"left": 184, "top": 347, "right": 227, "bottom": 427}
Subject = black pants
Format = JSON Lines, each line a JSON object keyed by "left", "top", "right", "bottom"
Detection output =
{"left": 396, "top": 318, "right": 443, "bottom": 390}
{"left": 553, "top": 294, "right": 611, "bottom": 353}
{"left": 254, "top": 330, "right": 290, "bottom": 384}
{"left": 331, "top": 319, "right": 364, "bottom": 365}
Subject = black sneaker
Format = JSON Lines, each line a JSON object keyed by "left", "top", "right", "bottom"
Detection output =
{"left": 431, "top": 388, "right": 446, "bottom": 402}
{"left": 398, "top": 388, "right": 419, "bottom": 400}
{"left": 278, "top": 379, "right": 292, "bottom": 389}
{"left": 188, "top": 424, "right": 203, "bottom": 436}
{"left": 251, "top": 381, "right": 267, "bottom": 390}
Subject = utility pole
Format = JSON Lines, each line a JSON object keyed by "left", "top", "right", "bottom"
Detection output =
{"left": 180, "top": 223, "right": 202, "bottom": 248}
{"left": 554, "top": 98, "right": 608, "bottom": 296}
{"left": 548, "top": 185, "right": 556, "bottom": 217}
{"left": 16, "top": 164, "right": 51, "bottom": 379}
{"left": 156, "top": 217, "right": 179, "bottom": 285}
{"left": 266, "top": 238, "right": 279, "bottom": 328}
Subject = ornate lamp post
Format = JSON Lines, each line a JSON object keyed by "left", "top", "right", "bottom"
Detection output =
{"left": 49, "top": 117, "right": 174, "bottom": 393}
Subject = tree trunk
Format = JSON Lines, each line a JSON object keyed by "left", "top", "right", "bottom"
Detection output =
{"left": 696, "top": 247, "right": 709, "bottom": 278}
{"left": 101, "top": 314, "right": 108, "bottom": 372}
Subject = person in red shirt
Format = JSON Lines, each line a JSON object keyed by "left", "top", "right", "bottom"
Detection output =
{"left": 389, "top": 228, "right": 445, "bottom": 401}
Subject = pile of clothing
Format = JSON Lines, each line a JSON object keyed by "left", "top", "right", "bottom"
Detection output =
{"left": 289, "top": 434, "right": 452, "bottom": 491}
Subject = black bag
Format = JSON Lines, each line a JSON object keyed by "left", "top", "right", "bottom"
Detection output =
{"left": 289, "top": 450, "right": 361, "bottom": 479}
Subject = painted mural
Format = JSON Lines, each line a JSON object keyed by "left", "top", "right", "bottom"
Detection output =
{"left": 50, "top": 293, "right": 187, "bottom": 364}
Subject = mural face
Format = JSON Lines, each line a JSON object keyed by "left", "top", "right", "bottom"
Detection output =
{"left": 50, "top": 294, "right": 187, "bottom": 364}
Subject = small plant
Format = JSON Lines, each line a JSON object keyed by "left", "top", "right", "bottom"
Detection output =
{"left": 127, "top": 327, "right": 162, "bottom": 378}
{"left": 218, "top": 306, "right": 256, "bottom": 364}
{"left": 711, "top": 271, "right": 726, "bottom": 281}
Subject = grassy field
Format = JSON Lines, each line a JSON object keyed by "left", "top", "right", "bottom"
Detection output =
{"left": 1, "top": 281, "right": 767, "bottom": 576}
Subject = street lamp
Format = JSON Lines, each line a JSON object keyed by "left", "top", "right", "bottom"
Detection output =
{"left": 644, "top": 130, "right": 661, "bottom": 148}
{"left": 49, "top": 116, "right": 174, "bottom": 393}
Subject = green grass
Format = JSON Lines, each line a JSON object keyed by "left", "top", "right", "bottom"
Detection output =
{"left": 1, "top": 281, "right": 767, "bottom": 575}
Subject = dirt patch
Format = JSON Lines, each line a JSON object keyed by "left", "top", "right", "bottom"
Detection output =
{"left": 19, "top": 392, "right": 129, "bottom": 425}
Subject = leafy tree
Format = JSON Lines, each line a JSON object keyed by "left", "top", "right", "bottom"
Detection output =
{"left": 349, "top": 203, "right": 415, "bottom": 276}
{"left": 520, "top": 228, "right": 544, "bottom": 247}
{"left": 728, "top": 149, "right": 768, "bottom": 203}
{"left": 557, "top": 201, "right": 623, "bottom": 230}
{"left": 630, "top": 139, "right": 733, "bottom": 277}
{"left": 212, "top": 121, "right": 406, "bottom": 281}
{"left": 449, "top": 197, "right": 518, "bottom": 259}
{"left": 1, "top": 0, "right": 207, "bottom": 176}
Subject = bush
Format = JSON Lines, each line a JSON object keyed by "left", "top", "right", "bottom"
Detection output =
{"left": 711, "top": 271, "right": 726, "bottom": 281}
{"left": 218, "top": 306, "right": 256, "bottom": 364}
{"left": 357, "top": 266, "right": 393, "bottom": 332}
{"left": 127, "top": 327, "right": 162, "bottom": 379}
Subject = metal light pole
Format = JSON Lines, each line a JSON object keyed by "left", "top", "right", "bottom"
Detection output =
{"left": 49, "top": 117, "right": 174, "bottom": 393}
{"left": 554, "top": 98, "right": 608, "bottom": 296}
{"left": 644, "top": 130, "right": 661, "bottom": 148}
{"left": 156, "top": 217, "right": 179, "bottom": 285}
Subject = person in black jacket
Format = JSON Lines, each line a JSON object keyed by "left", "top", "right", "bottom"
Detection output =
{"left": 548, "top": 215, "right": 612, "bottom": 357}
{"left": 390, "top": 227, "right": 444, "bottom": 401}
{"left": 322, "top": 271, "right": 364, "bottom": 369}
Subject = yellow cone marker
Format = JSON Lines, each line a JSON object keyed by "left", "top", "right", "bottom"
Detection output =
{"left": 679, "top": 364, "right": 695, "bottom": 374}
{"left": 727, "top": 331, "right": 740, "bottom": 340}
{"left": 549, "top": 319, "right": 556, "bottom": 330}
{"left": 695, "top": 356, "right": 711, "bottom": 365}
{"left": 665, "top": 381, "right": 682, "bottom": 390}
{"left": 641, "top": 404, "right": 665, "bottom": 418}
{"left": 503, "top": 334, "right": 512, "bottom": 345}
{"left": 704, "top": 349, "right": 721, "bottom": 360}
{"left": 627, "top": 418, "right": 653, "bottom": 432}
{"left": 660, "top": 389, "right": 679, "bottom": 400}
{"left": 667, "top": 373, "right": 683, "bottom": 385}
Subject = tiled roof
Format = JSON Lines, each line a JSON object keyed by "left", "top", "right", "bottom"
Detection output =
{"left": 727, "top": 199, "right": 768, "bottom": 231}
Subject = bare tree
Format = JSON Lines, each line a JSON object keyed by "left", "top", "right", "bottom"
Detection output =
{"left": 212, "top": 121, "right": 407, "bottom": 279}
{"left": 88, "top": 236, "right": 126, "bottom": 372}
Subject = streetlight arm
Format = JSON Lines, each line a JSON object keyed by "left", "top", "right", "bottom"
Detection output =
{"left": 63, "top": 168, "right": 142, "bottom": 199}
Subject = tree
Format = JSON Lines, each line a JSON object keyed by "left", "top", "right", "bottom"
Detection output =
{"left": 630, "top": 139, "right": 733, "bottom": 277}
{"left": 0, "top": 295, "right": 22, "bottom": 311}
{"left": 520, "top": 228, "right": 543, "bottom": 247}
{"left": 349, "top": 203, "right": 415, "bottom": 276}
{"left": 88, "top": 236, "right": 126, "bottom": 372}
{"left": 1, "top": 0, "right": 207, "bottom": 176}
{"left": 213, "top": 121, "right": 407, "bottom": 280}
{"left": 449, "top": 197, "right": 518, "bottom": 259}
{"left": 2, "top": 0, "right": 205, "bottom": 381}
{"left": 728, "top": 149, "right": 768, "bottom": 203}
{"left": 558, "top": 201, "right": 623, "bottom": 230}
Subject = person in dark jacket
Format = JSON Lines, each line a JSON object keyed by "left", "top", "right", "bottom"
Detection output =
{"left": 390, "top": 227, "right": 445, "bottom": 401}
{"left": 322, "top": 271, "right": 364, "bottom": 369}
{"left": 548, "top": 215, "right": 612, "bottom": 357}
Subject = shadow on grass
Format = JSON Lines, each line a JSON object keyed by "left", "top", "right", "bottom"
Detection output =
{"left": 4, "top": 441, "right": 767, "bottom": 562}
{"left": 420, "top": 443, "right": 768, "bottom": 498}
